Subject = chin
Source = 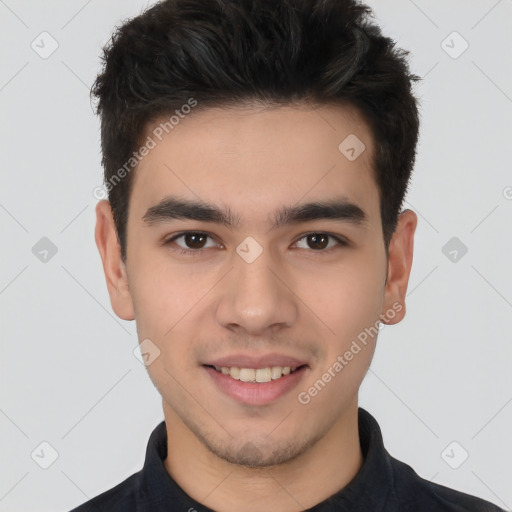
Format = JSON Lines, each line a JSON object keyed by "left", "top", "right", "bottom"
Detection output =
{"left": 198, "top": 428, "right": 324, "bottom": 468}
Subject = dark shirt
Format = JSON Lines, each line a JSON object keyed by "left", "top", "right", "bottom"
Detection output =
{"left": 69, "top": 407, "right": 504, "bottom": 511}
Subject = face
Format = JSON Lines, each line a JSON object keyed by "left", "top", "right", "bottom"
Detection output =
{"left": 95, "top": 103, "right": 416, "bottom": 467}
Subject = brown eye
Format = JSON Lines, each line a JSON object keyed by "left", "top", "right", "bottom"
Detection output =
{"left": 306, "top": 234, "right": 329, "bottom": 250}
{"left": 182, "top": 232, "right": 208, "bottom": 249}
{"left": 294, "top": 233, "right": 347, "bottom": 252}
{"left": 165, "top": 232, "right": 218, "bottom": 254}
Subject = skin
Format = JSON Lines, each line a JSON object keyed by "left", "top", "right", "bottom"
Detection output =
{"left": 95, "top": 103, "right": 417, "bottom": 512}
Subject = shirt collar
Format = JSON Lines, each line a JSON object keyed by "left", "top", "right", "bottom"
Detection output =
{"left": 136, "top": 407, "right": 394, "bottom": 511}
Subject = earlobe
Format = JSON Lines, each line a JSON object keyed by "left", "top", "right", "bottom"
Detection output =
{"left": 94, "top": 200, "right": 135, "bottom": 321}
{"left": 380, "top": 209, "right": 417, "bottom": 325}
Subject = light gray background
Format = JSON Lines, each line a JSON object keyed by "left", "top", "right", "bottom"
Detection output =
{"left": 1, "top": 1, "right": 511, "bottom": 511}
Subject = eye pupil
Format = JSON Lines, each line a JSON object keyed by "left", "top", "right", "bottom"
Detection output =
{"left": 308, "top": 234, "right": 328, "bottom": 250}
{"left": 185, "top": 233, "right": 206, "bottom": 248}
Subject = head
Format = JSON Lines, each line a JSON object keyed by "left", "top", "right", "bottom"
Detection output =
{"left": 94, "top": 0, "right": 419, "bottom": 467}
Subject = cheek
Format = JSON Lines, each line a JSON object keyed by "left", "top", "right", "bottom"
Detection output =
{"left": 298, "top": 251, "right": 385, "bottom": 348}
{"left": 130, "top": 261, "right": 202, "bottom": 388}
{"left": 128, "top": 252, "right": 202, "bottom": 338}
{"left": 294, "top": 258, "right": 383, "bottom": 411}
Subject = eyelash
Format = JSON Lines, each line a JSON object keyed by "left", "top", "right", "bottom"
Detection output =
{"left": 163, "top": 231, "right": 348, "bottom": 256}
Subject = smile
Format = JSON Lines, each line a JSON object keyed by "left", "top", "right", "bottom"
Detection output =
{"left": 203, "top": 363, "right": 309, "bottom": 405}
{"left": 206, "top": 364, "right": 306, "bottom": 383}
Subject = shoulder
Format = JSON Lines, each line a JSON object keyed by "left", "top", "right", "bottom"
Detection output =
{"left": 67, "top": 472, "right": 139, "bottom": 512}
{"left": 389, "top": 456, "right": 505, "bottom": 512}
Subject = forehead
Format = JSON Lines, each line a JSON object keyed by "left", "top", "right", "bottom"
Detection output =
{"left": 130, "top": 103, "right": 380, "bottom": 229}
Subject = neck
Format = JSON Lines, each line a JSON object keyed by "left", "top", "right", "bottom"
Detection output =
{"left": 163, "top": 401, "right": 363, "bottom": 512}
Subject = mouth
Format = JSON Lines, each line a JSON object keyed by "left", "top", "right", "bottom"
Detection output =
{"left": 203, "top": 364, "right": 308, "bottom": 383}
{"left": 201, "top": 355, "right": 310, "bottom": 405}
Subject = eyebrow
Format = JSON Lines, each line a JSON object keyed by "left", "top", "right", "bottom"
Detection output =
{"left": 142, "top": 195, "right": 368, "bottom": 230}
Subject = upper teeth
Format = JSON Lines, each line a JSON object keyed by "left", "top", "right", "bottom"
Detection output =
{"left": 215, "top": 366, "right": 294, "bottom": 383}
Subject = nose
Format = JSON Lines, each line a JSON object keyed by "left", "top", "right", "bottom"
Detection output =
{"left": 214, "top": 243, "right": 299, "bottom": 336}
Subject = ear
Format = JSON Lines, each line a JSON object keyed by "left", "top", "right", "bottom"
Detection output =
{"left": 94, "top": 200, "right": 135, "bottom": 321}
{"left": 380, "top": 209, "right": 417, "bottom": 325}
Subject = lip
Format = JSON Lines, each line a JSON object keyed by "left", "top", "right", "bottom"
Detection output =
{"left": 205, "top": 352, "right": 310, "bottom": 369}
{"left": 204, "top": 365, "right": 309, "bottom": 405}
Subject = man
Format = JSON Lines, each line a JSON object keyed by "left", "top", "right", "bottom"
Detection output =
{"left": 71, "top": 0, "right": 504, "bottom": 510}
